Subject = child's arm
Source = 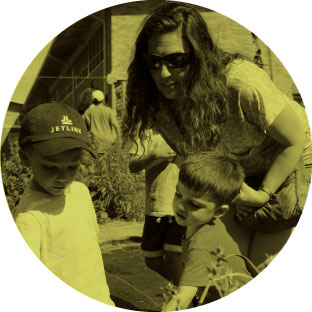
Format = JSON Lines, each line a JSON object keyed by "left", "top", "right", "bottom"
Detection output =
{"left": 15, "top": 212, "right": 41, "bottom": 258}
{"left": 129, "top": 141, "right": 176, "bottom": 173}
{"left": 162, "top": 285, "right": 198, "bottom": 311}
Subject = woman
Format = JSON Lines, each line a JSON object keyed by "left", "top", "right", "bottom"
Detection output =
{"left": 123, "top": 2, "right": 311, "bottom": 266}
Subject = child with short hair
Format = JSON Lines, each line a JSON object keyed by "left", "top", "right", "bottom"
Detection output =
{"left": 129, "top": 129, "right": 185, "bottom": 286}
{"left": 14, "top": 103, "right": 114, "bottom": 306}
{"left": 162, "top": 151, "right": 251, "bottom": 311}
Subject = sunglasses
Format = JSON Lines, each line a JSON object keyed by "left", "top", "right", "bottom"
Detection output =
{"left": 142, "top": 53, "right": 192, "bottom": 69}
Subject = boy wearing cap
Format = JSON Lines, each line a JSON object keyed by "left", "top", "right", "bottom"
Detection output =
{"left": 14, "top": 103, "right": 115, "bottom": 306}
{"left": 83, "top": 90, "right": 121, "bottom": 152}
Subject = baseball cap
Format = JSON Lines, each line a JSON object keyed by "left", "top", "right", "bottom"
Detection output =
{"left": 91, "top": 90, "right": 105, "bottom": 104}
{"left": 19, "top": 102, "right": 96, "bottom": 157}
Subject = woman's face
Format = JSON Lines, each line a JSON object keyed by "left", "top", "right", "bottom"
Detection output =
{"left": 147, "top": 29, "right": 190, "bottom": 100}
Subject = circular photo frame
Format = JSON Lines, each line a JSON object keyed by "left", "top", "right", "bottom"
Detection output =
{"left": 1, "top": 1, "right": 311, "bottom": 312}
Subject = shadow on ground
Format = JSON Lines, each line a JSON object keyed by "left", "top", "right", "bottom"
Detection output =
{"left": 101, "top": 238, "right": 168, "bottom": 311}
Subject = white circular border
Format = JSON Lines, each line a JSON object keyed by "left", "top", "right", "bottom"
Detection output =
{"left": 0, "top": 1, "right": 311, "bottom": 311}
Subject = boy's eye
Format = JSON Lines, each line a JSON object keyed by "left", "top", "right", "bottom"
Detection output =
{"left": 191, "top": 202, "right": 202, "bottom": 209}
{"left": 43, "top": 165, "right": 55, "bottom": 170}
{"left": 175, "top": 191, "right": 182, "bottom": 198}
{"left": 69, "top": 165, "right": 79, "bottom": 170}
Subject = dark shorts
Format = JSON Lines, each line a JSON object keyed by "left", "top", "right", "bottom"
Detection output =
{"left": 141, "top": 215, "right": 186, "bottom": 258}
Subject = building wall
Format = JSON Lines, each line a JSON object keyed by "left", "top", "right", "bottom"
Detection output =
{"left": 51, "top": 23, "right": 106, "bottom": 110}
{"left": 62, "top": 64, "right": 106, "bottom": 109}
{"left": 203, "top": 11, "right": 298, "bottom": 99}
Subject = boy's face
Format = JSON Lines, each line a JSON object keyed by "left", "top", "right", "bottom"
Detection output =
{"left": 173, "top": 181, "right": 226, "bottom": 227}
{"left": 22, "top": 147, "right": 82, "bottom": 196}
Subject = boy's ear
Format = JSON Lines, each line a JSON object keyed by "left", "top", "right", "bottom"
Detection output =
{"left": 215, "top": 204, "right": 229, "bottom": 218}
{"left": 19, "top": 149, "right": 30, "bottom": 167}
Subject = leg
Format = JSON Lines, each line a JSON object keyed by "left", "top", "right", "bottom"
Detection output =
{"left": 144, "top": 256, "right": 167, "bottom": 278}
{"left": 144, "top": 253, "right": 183, "bottom": 284}
{"left": 141, "top": 216, "right": 185, "bottom": 283}
{"left": 163, "top": 251, "right": 183, "bottom": 286}
{"left": 162, "top": 216, "right": 186, "bottom": 286}
{"left": 248, "top": 227, "right": 294, "bottom": 267}
{"left": 141, "top": 215, "right": 167, "bottom": 277}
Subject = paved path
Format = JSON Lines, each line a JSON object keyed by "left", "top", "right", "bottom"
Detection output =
{"left": 99, "top": 221, "right": 168, "bottom": 311}
{"left": 99, "top": 220, "right": 144, "bottom": 244}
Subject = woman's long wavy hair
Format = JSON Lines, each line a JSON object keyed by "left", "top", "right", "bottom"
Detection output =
{"left": 123, "top": 2, "right": 235, "bottom": 156}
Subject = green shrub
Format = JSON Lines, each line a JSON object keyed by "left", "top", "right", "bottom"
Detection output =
{"left": 1, "top": 140, "right": 32, "bottom": 216}
{"left": 161, "top": 248, "right": 269, "bottom": 310}
{"left": 1, "top": 138, "right": 145, "bottom": 222}
{"left": 76, "top": 141, "right": 145, "bottom": 222}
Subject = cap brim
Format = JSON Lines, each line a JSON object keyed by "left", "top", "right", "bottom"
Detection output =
{"left": 31, "top": 137, "right": 97, "bottom": 158}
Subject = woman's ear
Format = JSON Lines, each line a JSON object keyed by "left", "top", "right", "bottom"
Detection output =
{"left": 215, "top": 204, "right": 229, "bottom": 218}
{"left": 19, "top": 149, "right": 30, "bottom": 167}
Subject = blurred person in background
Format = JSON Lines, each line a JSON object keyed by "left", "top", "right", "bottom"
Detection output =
{"left": 83, "top": 90, "right": 121, "bottom": 153}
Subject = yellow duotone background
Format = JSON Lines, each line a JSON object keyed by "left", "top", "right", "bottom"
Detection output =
{"left": 0, "top": 1, "right": 311, "bottom": 312}
{"left": 1, "top": 41, "right": 52, "bottom": 145}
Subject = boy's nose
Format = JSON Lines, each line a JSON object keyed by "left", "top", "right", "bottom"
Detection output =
{"left": 177, "top": 203, "right": 186, "bottom": 214}
{"left": 56, "top": 170, "right": 69, "bottom": 182}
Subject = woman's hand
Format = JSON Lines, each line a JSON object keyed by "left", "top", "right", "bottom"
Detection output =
{"left": 234, "top": 183, "right": 271, "bottom": 221}
{"left": 233, "top": 182, "right": 270, "bottom": 207}
{"left": 235, "top": 205, "right": 254, "bottom": 221}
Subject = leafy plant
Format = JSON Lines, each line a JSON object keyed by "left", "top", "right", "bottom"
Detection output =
{"left": 161, "top": 248, "right": 273, "bottom": 310}
{"left": 197, "top": 247, "right": 253, "bottom": 305}
{"left": 1, "top": 140, "right": 32, "bottom": 216}
{"left": 76, "top": 141, "right": 145, "bottom": 222}
{"left": 161, "top": 282, "right": 181, "bottom": 311}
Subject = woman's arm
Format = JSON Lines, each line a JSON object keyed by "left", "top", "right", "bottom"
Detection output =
{"left": 161, "top": 285, "right": 198, "bottom": 311}
{"left": 262, "top": 103, "right": 306, "bottom": 191}
{"left": 235, "top": 103, "right": 306, "bottom": 207}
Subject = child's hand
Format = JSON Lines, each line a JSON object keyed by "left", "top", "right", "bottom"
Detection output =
{"left": 152, "top": 142, "right": 176, "bottom": 162}
{"left": 171, "top": 154, "right": 184, "bottom": 168}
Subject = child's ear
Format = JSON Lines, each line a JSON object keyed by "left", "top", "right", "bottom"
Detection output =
{"left": 215, "top": 204, "right": 229, "bottom": 218}
{"left": 19, "top": 149, "right": 30, "bottom": 167}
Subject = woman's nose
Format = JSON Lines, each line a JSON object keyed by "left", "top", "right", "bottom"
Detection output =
{"left": 159, "top": 63, "right": 171, "bottom": 78}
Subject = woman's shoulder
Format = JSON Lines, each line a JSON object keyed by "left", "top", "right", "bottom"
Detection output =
{"left": 226, "top": 60, "right": 268, "bottom": 87}
{"left": 226, "top": 59, "right": 263, "bottom": 75}
{"left": 226, "top": 59, "right": 276, "bottom": 103}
